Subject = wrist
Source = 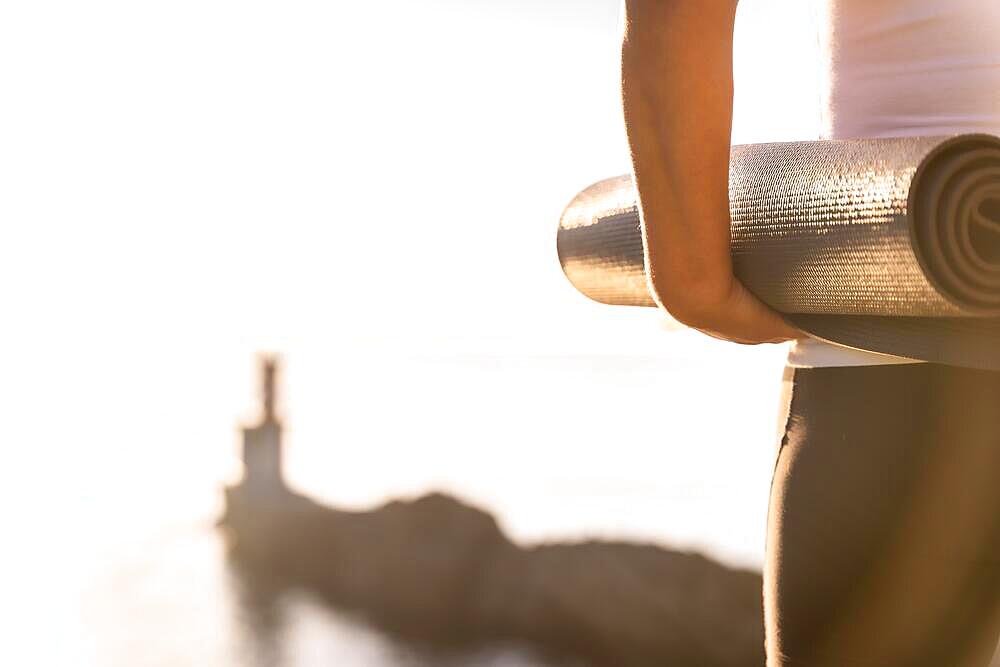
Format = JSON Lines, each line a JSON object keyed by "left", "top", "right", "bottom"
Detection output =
{"left": 647, "top": 264, "right": 735, "bottom": 328}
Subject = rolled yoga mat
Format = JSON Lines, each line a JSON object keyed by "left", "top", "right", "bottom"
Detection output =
{"left": 557, "top": 134, "right": 1000, "bottom": 369}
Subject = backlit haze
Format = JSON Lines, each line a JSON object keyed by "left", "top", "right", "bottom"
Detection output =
{"left": 1, "top": 1, "right": 819, "bottom": 664}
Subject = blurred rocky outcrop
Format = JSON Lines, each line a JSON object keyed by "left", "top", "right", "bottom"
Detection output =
{"left": 220, "top": 490, "right": 764, "bottom": 666}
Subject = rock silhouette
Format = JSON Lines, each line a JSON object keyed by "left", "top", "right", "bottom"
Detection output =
{"left": 222, "top": 358, "right": 764, "bottom": 665}
{"left": 220, "top": 490, "right": 764, "bottom": 666}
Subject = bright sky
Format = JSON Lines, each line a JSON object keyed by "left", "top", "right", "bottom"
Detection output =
{"left": 0, "top": 0, "right": 820, "bottom": 561}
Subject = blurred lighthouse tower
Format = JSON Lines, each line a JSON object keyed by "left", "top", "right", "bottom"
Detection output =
{"left": 240, "top": 356, "right": 286, "bottom": 497}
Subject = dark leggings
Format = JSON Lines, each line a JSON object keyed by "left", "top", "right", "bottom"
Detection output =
{"left": 765, "top": 364, "right": 1000, "bottom": 666}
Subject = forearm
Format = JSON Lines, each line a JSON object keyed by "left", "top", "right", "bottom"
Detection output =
{"left": 621, "top": 0, "right": 739, "bottom": 321}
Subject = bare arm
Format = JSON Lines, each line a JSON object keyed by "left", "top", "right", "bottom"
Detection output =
{"left": 621, "top": 0, "right": 799, "bottom": 344}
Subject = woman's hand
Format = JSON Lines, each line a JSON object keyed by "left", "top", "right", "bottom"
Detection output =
{"left": 621, "top": 0, "right": 800, "bottom": 345}
{"left": 652, "top": 265, "right": 801, "bottom": 345}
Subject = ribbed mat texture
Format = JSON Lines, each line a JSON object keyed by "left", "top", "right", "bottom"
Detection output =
{"left": 557, "top": 134, "right": 1000, "bottom": 369}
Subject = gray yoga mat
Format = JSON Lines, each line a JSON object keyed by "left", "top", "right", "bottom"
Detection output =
{"left": 557, "top": 134, "right": 1000, "bottom": 369}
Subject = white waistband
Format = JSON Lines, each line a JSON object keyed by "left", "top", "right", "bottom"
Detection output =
{"left": 787, "top": 336, "right": 924, "bottom": 368}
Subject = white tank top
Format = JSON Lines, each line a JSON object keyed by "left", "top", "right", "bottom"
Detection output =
{"left": 789, "top": 0, "right": 1000, "bottom": 367}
